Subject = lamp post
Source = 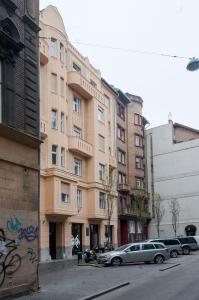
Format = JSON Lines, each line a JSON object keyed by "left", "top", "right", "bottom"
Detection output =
{"left": 186, "top": 58, "right": 199, "bottom": 71}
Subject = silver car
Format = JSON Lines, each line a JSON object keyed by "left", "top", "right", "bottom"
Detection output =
{"left": 97, "top": 242, "right": 170, "bottom": 266}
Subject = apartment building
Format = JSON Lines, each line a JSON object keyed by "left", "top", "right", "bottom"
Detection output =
{"left": 117, "top": 92, "right": 150, "bottom": 245}
{"left": 0, "top": 0, "right": 40, "bottom": 297}
{"left": 39, "top": 6, "right": 118, "bottom": 261}
{"left": 146, "top": 121, "right": 199, "bottom": 238}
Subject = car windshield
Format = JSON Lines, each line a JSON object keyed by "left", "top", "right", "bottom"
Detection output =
{"left": 115, "top": 244, "right": 129, "bottom": 251}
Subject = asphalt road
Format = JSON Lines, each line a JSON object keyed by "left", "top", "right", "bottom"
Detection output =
{"left": 97, "top": 253, "right": 199, "bottom": 300}
{"left": 14, "top": 253, "right": 199, "bottom": 300}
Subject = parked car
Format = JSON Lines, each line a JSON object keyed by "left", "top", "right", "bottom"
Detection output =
{"left": 176, "top": 237, "right": 199, "bottom": 254}
{"left": 97, "top": 242, "right": 170, "bottom": 266}
{"left": 190, "top": 236, "right": 199, "bottom": 246}
{"left": 146, "top": 239, "right": 182, "bottom": 258}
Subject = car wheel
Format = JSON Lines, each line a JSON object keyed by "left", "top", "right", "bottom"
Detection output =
{"left": 170, "top": 250, "right": 178, "bottom": 258}
{"left": 183, "top": 246, "right": 190, "bottom": 255}
{"left": 111, "top": 257, "right": 122, "bottom": 266}
{"left": 154, "top": 255, "right": 164, "bottom": 264}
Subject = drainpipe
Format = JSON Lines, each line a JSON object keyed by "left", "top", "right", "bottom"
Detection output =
{"left": 150, "top": 133, "right": 155, "bottom": 218}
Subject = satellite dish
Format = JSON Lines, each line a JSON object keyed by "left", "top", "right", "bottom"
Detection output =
{"left": 186, "top": 58, "right": 199, "bottom": 71}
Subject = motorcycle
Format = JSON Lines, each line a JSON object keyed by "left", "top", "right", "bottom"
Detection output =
{"left": 83, "top": 249, "right": 97, "bottom": 263}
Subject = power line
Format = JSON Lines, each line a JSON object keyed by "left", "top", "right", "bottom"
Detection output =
{"left": 39, "top": 36, "right": 195, "bottom": 61}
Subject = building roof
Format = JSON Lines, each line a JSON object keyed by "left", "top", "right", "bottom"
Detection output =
{"left": 173, "top": 122, "right": 199, "bottom": 134}
{"left": 101, "top": 78, "right": 118, "bottom": 96}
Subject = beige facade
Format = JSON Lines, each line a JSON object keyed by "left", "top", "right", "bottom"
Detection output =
{"left": 39, "top": 6, "right": 118, "bottom": 261}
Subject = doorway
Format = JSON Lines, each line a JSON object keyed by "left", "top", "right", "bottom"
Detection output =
{"left": 90, "top": 224, "right": 99, "bottom": 249}
{"left": 49, "top": 222, "right": 56, "bottom": 260}
{"left": 72, "top": 223, "right": 82, "bottom": 255}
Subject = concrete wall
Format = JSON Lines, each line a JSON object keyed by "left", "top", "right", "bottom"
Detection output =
{"left": 0, "top": 136, "right": 39, "bottom": 297}
{"left": 146, "top": 123, "right": 199, "bottom": 238}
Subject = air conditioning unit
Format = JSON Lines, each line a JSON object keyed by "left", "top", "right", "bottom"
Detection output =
{"left": 61, "top": 193, "right": 70, "bottom": 203}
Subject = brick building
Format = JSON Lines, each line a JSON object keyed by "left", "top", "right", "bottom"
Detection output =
{"left": 0, "top": 0, "right": 40, "bottom": 297}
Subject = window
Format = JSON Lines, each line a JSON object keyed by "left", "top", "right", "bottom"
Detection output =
{"left": 61, "top": 147, "right": 65, "bottom": 167}
{"left": 60, "top": 43, "right": 64, "bottom": 62}
{"left": 134, "top": 113, "right": 142, "bottom": 126}
{"left": 135, "top": 157, "right": 143, "bottom": 169}
{"left": 51, "top": 38, "right": 57, "bottom": 57}
{"left": 98, "top": 106, "right": 105, "bottom": 123}
{"left": 118, "top": 172, "right": 126, "bottom": 184}
{"left": 61, "top": 192, "right": 70, "bottom": 203}
{"left": 154, "top": 243, "right": 165, "bottom": 249}
{"left": 129, "top": 245, "right": 140, "bottom": 252}
{"left": 90, "top": 79, "right": 97, "bottom": 87}
{"left": 77, "top": 189, "right": 82, "bottom": 209}
{"left": 73, "top": 97, "right": 81, "bottom": 113}
{"left": 99, "top": 192, "right": 106, "bottom": 209}
{"left": 51, "top": 73, "right": 57, "bottom": 93}
{"left": 98, "top": 134, "right": 105, "bottom": 151}
{"left": 136, "top": 177, "right": 144, "bottom": 189}
{"left": 73, "top": 62, "right": 81, "bottom": 73}
{"left": 73, "top": 126, "right": 81, "bottom": 138}
{"left": 52, "top": 145, "right": 58, "bottom": 165}
{"left": 61, "top": 112, "right": 64, "bottom": 132}
{"left": 117, "top": 125, "right": 125, "bottom": 142}
{"left": 117, "top": 102, "right": 125, "bottom": 120}
{"left": 99, "top": 163, "right": 105, "bottom": 180}
{"left": 51, "top": 110, "right": 57, "bottom": 129}
{"left": 0, "top": 60, "right": 2, "bottom": 122}
{"left": 74, "top": 158, "right": 82, "bottom": 176}
{"left": 60, "top": 77, "right": 64, "bottom": 96}
{"left": 142, "top": 244, "right": 155, "bottom": 250}
{"left": 135, "top": 134, "right": 143, "bottom": 147}
{"left": 118, "top": 149, "right": 126, "bottom": 164}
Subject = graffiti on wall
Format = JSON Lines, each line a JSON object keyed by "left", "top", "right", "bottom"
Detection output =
{"left": 0, "top": 218, "right": 39, "bottom": 288}
{"left": 0, "top": 229, "right": 22, "bottom": 287}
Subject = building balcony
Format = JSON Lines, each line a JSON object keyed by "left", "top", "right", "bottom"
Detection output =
{"left": 68, "top": 136, "right": 93, "bottom": 158}
{"left": 118, "top": 207, "right": 151, "bottom": 219}
{"left": 109, "top": 155, "right": 117, "bottom": 169}
{"left": 117, "top": 183, "right": 130, "bottom": 192}
{"left": 40, "top": 118, "right": 48, "bottom": 140}
{"left": 40, "top": 43, "right": 49, "bottom": 65}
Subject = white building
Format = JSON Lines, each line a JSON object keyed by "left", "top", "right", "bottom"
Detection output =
{"left": 146, "top": 121, "right": 199, "bottom": 238}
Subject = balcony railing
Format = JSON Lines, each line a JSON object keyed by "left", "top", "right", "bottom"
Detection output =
{"left": 68, "top": 136, "right": 93, "bottom": 158}
{"left": 68, "top": 71, "right": 105, "bottom": 104}
{"left": 117, "top": 183, "right": 130, "bottom": 192}
{"left": 118, "top": 207, "right": 151, "bottom": 219}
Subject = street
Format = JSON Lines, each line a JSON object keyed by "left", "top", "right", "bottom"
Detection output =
{"left": 14, "top": 252, "right": 199, "bottom": 300}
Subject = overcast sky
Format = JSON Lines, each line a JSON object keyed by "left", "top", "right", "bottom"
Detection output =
{"left": 40, "top": 0, "right": 199, "bottom": 129}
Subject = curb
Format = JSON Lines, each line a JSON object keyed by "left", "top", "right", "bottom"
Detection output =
{"left": 159, "top": 263, "right": 181, "bottom": 271}
{"left": 79, "top": 282, "right": 130, "bottom": 300}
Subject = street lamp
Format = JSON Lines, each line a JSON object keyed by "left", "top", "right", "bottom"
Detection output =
{"left": 186, "top": 58, "right": 199, "bottom": 71}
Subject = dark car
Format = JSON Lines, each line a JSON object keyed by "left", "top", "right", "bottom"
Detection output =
{"left": 176, "top": 237, "right": 199, "bottom": 254}
{"left": 147, "top": 238, "right": 182, "bottom": 258}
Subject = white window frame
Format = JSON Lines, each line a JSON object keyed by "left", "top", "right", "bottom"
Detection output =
{"left": 61, "top": 147, "right": 65, "bottom": 167}
{"left": 51, "top": 73, "right": 57, "bottom": 93}
{"left": 136, "top": 157, "right": 143, "bottom": 169}
{"left": 60, "top": 43, "right": 64, "bottom": 63}
{"left": 136, "top": 177, "right": 144, "bottom": 189}
{"left": 99, "top": 163, "right": 105, "bottom": 180}
{"left": 73, "top": 62, "right": 81, "bottom": 73}
{"left": 118, "top": 149, "right": 126, "bottom": 164}
{"left": 118, "top": 172, "right": 126, "bottom": 184}
{"left": 77, "top": 189, "right": 82, "bottom": 209}
{"left": 61, "top": 112, "right": 65, "bottom": 133}
{"left": 73, "top": 97, "right": 81, "bottom": 113}
{"left": 99, "top": 192, "right": 106, "bottom": 209}
{"left": 51, "top": 38, "right": 57, "bottom": 58}
{"left": 73, "top": 126, "right": 81, "bottom": 138}
{"left": 61, "top": 192, "right": 70, "bottom": 203}
{"left": 98, "top": 134, "right": 105, "bottom": 152}
{"left": 74, "top": 158, "right": 82, "bottom": 176}
{"left": 52, "top": 145, "right": 58, "bottom": 165}
{"left": 98, "top": 106, "right": 105, "bottom": 123}
{"left": 51, "top": 110, "right": 57, "bottom": 129}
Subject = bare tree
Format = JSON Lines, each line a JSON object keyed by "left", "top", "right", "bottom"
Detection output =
{"left": 102, "top": 168, "right": 117, "bottom": 250}
{"left": 154, "top": 193, "right": 165, "bottom": 238}
{"left": 169, "top": 198, "right": 180, "bottom": 237}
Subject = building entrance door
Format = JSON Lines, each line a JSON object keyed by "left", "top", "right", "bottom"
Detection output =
{"left": 72, "top": 223, "right": 82, "bottom": 255}
{"left": 49, "top": 222, "right": 56, "bottom": 260}
{"left": 90, "top": 224, "right": 99, "bottom": 249}
{"left": 120, "top": 220, "right": 128, "bottom": 245}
